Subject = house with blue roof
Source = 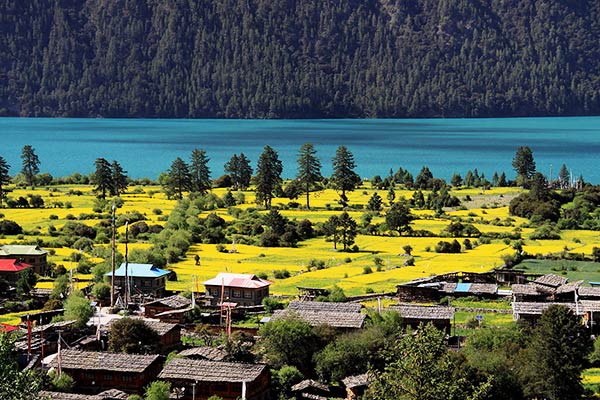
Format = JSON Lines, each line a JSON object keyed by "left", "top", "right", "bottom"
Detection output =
{"left": 105, "top": 263, "right": 171, "bottom": 297}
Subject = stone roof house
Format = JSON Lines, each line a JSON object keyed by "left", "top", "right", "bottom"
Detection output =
{"left": 158, "top": 358, "right": 270, "bottom": 400}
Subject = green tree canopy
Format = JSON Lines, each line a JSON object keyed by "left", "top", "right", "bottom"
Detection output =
{"left": 21, "top": 145, "right": 40, "bottom": 188}
{"left": 385, "top": 201, "right": 414, "bottom": 235}
{"left": 92, "top": 158, "right": 112, "bottom": 198}
{"left": 63, "top": 291, "right": 94, "bottom": 329}
{"left": 512, "top": 146, "right": 536, "bottom": 186}
{"left": 166, "top": 157, "right": 192, "bottom": 199}
{"left": 0, "top": 156, "right": 11, "bottom": 207}
{"left": 108, "top": 318, "right": 161, "bottom": 354}
{"left": 296, "top": 143, "right": 322, "bottom": 209}
{"left": 190, "top": 148, "right": 211, "bottom": 194}
{"left": 0, "top": 333, "right": 43, "bottom": 399}
{"left": 331, "top": 146, "right": 361, "bottom": 207}
{"left": 255, "top": 145, "right": 283, "bottom": 209}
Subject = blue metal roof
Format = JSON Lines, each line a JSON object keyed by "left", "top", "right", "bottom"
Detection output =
{"left": 454, "top": 283, "right": 472, "bottom": 293}
{"left": 105, "top": 263, "right": 170, "bottom": 278}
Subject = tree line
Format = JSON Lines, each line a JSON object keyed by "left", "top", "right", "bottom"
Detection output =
{"left": 2, "top": 0, "right": 600, "bottom": 118}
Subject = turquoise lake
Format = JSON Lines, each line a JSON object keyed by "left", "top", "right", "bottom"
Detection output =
{"left": 0, "top": 117, "right": 599, "bottom": 182}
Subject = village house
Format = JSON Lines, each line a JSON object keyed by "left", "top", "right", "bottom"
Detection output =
{"left": 158, "top": 358, "right": 270, "bottom": 400}
{"left": 105, "top": 263, "right": 171, "bottom": 298}
{"left": 0, "top": 259, "right": 32, "bottom": 284}
{"left": 270, "top": 301, "right": 366, "bottom": 331}
{"left": 38, "top": 389, "right": 129, "bottom": 400}
{"left": 203, "top": 273, "right": 271, "bottom": 307}
{"left": 143, "top": 295, "right": 192, "bottom": 318}
{"left": 0, "top": 244, "right": 48, "bottom": 275}
{"left": 178, "top": 346, "right": 228, "bottom": 361}
{"left": 291, "top": 379, "right": 332, "bottom": 400}
{"left": 387, "top": 304, "right": 455, "bottom": 334}
{"left": 342, "top": 373, "right": 370, "bottom": 400}
{"left": 48, "top": 350, "right": 163, "bottom": 394}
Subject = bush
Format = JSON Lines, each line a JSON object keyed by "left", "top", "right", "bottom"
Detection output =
{"left": 263, "top": 297, "right": 284, "bottom": 313}
{"left": 152, "top": 208, "right": 163, "bottom": 215}
{"left": 0, "top": 219, "right": 23, "bottom": 235}
{"left": 365, "top": 287, "right": 375, "bottom": 294}
{"left": 363, "top": 266, "right": 373, "bottom": 274}
{"left": 273, "top": 269, "right": 291, "bottom": 279}
{"left": 435, "top": 240, "right": 461, "bottom": 253}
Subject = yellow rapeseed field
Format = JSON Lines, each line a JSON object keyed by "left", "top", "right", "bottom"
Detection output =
{"left": 0, "top": 183, "right": 597, "bottom": 297}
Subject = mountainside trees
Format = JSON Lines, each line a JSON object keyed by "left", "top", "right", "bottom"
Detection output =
{"left": 2, "top": 0, "right": 600, "bottom": 119}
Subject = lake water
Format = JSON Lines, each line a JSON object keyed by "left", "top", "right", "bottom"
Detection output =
{"left": 0, "top": 117, "right": 599, "bottom": 182}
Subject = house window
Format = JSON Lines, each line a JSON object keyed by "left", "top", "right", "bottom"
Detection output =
{"left": 224, "top": 289, "right": 230, "bottom": 297}
{"left": 104, "top": 373, "right": 113, "bottom": 381}
{"left": 122, "top": 375, "right": 133, "bottom": 382}
{"left": 211, "top": 288, "right": 219, "bottom": 296}
{"left": 232, "top": 290, "right": 241, "bottom": 298}
{"left": 244, "top": 291, "right": 252, "bottom": 299}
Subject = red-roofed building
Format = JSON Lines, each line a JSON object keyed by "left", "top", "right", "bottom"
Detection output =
{"left": 0, "top": 323, "right": 20, "bottom": 333}
{"left": 0, "top": 259, "right": 32, "bottom": 283}
{"left": 203, "top": 273, "right": 271, "bottom": 306}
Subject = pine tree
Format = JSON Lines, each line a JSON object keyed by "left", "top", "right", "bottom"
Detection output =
{"left": 93, "top": 158, "right": 112, "bottom": 199}
{"left": 558, "top": 164, "right": 570, "bottom": 189}
{"left": 296, "top": 143, "right": 322, "bottom": 209}
{"left": 512, "top": 146, "right": 536, "bottom": 186}
{"left": 111, "top": 160, "right": 128, "bottom": 196}
{"left": 0, "top": 156, "right": 11, "bottom": 207}
{"left": 338, "top": 212, "right": 357, "bottom": 251}
{"left": 190, "top": 148, "right": 211, "bottom": 194}
{"left": 331, "top": 146, "right": 361, "bottom": 207}
{"left": 255, "top": 145, "right": 283, "bottom": 209}
{"left": 167, "top": 157, "right": 192, "bottom": 199}
{"left": 21, "top": 145, "right": 40, "bottom": 188}
{"left": 225, "top": 153, "right": 252, "bottom": 190}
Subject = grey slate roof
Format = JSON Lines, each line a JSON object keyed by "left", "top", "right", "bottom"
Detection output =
{"left": 388, "top": 304, "right": 455, "bottom": 320}
{"left": 291, "top": 379, "right": 330, "bottom": 392}
{"left": 178, "top": 346, "right": 228, "bottom": 361}
{"left": 287, "top": 300, "right": 362, "bottom": 313}
{"left": 158, "top": 358, "right": 266, "bottom": 382}
{"left": 39, "top": 390, "right": 128, "bottom": 400}
{"left": 556, "top": 280, "right": 584, "bottom": 295}
{"left": 271, "top": 309, "right": 366, "bottom": 329}
{"left": 49, "top": 350, "right": 160, "bottom": 373}
{"left": 342, "top": 373, "right": 370, "bottom": 389}
{"left": 534, "top": 274, "right": 569, "bottom": 288}
{"left": 511, "top": 284, "right": 542, "bottom": 296}
{"left": 0, "top": 244, "right": 48, "bottom": 256}
{"left": 512, "top": 302, "right": 577, "bottom": 315}
{"left": 143, "top": 295, "right": 191, "bottom": 309}
{"left": 577, "top": 287, "right": 600, "bottom": 298}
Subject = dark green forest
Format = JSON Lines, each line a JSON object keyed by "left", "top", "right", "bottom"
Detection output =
{"left": 1, "top": 0, "right": 600, "bottom": 118}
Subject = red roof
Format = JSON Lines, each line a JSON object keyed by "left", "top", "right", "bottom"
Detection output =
{"left": 0, "top": 323, "right": 20, "bottom": 333}
{"left": 203, "top": 273, "right": 272, "bottom": 289}
{"left": 0, "top": 259, "right": 32, "bottom": 273}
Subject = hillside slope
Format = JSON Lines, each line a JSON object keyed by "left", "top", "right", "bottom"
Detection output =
{"left": 1, "top": 0, "right": 599, "bottom": 118}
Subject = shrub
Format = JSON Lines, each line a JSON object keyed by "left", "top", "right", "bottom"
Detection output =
{"left": 152, "top": 208, "right": 163, "bottom": 215}
{"left": 0, "top": 219, "right": 23, "bottom": 234}
{"left": 263, "top": 297, "right": 284, "bottom": 313}
{"left": 435, "top": 240, "right": 461, "bottom": 253}
{"left": 363, "top": 266, "right": 373, "bottom": 274}
{"left": 273, "top": 269, "right": 291, "bottom": 279}
{"left": 365, "top": 287, "right": 375, "bottom": 294}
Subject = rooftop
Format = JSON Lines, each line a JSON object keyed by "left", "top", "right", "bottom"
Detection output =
{"left": 48, "top": 350, "right": 160, "bottom": 373}
{"left": 103, "top": 317, "right": 178, "bottom": 336}
{"left": 534, "top": 274, "right": 569, "bottom": 288}
{"left": 158, "top": 358, "right": 266, "bottom": 382}
{"left": 143, "top": 295, "right": 191, "bottom": 309}
{"left": 105, "top": 263, "right": 171, "bottom": 278}
{"left": 442, "top": 282, "right": 498, "bottom": 295}
{"left": 271, "top": 309, "right": 366, "bottom": 329}
{"left": 203, "top": 273, "right": 271, "bottom": 289}
{"left": 287, "top": 300, "right": 362, "bottom": 313}
{"left": 39, "top": 389, "right": 128, "bottom": 400}
{"left": 0, "top": 259, "right": 32, "bottom": 273}
{"left": 388, "top": 304, "right": 455, "bottom": 320}
{"left": 178, "top": 346, "right": 228, "bottom": 361}
{"left": 0, "top": 244, "right": 48, "bottom": 256}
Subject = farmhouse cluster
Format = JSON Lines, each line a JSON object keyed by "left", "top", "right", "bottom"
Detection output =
{"left": 3, "top": 241, "right": 599, "bottom": 399}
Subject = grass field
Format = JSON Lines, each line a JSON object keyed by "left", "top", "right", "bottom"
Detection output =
{"left": 515, "top": 259, "right": 600, "bottom": 285}
{"left": 0, "top": 183, "right": 598, "bottom": 298}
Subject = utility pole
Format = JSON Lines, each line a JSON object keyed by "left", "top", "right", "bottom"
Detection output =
{"left": 125, "top": 221, "right": 129, "bottom": 309}
{"left": 110, "top": 204, "right": 116, "bottom": 308}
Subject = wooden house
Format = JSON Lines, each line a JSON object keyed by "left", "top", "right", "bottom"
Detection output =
{"left": 48, "top": 350, "right": 163, "bottom": 394}
{"left": 39, "top": 389, "right": 129, "bottom": 400}
{"left": 158, "top": 358, "right": 270, "bottom": 400}
{"left": 143, "top": 295, "right": 191, "bottom": 318}
{"left": 203, "top": 273, "right": 271, "bottom": 307}
{"left": 0, "top": 245, "right": 48, "bottom": 275}
{"left": 271, "top": 301, "right": 366, "bottom": 331}
{"left": 178, "top": 346, "right": 228, "bottom": 361}
{"left": 342, "top": 373, "right": 370, "bottom": 400}
{"left": 388, "top": 304, "right": 455, "bottom": 334}
{"left": 291, "top": 379, "right": 331, "bottom": 400}
{"left": 0, "top": 259, "right": 32, "bottom": 284}
{"left": 105, "top": 263, "right": 171, "bottom": 297}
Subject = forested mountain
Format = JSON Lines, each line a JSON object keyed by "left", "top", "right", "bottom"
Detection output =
{"left": 1, "top": 0, "right": 600, "bottom": 118}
